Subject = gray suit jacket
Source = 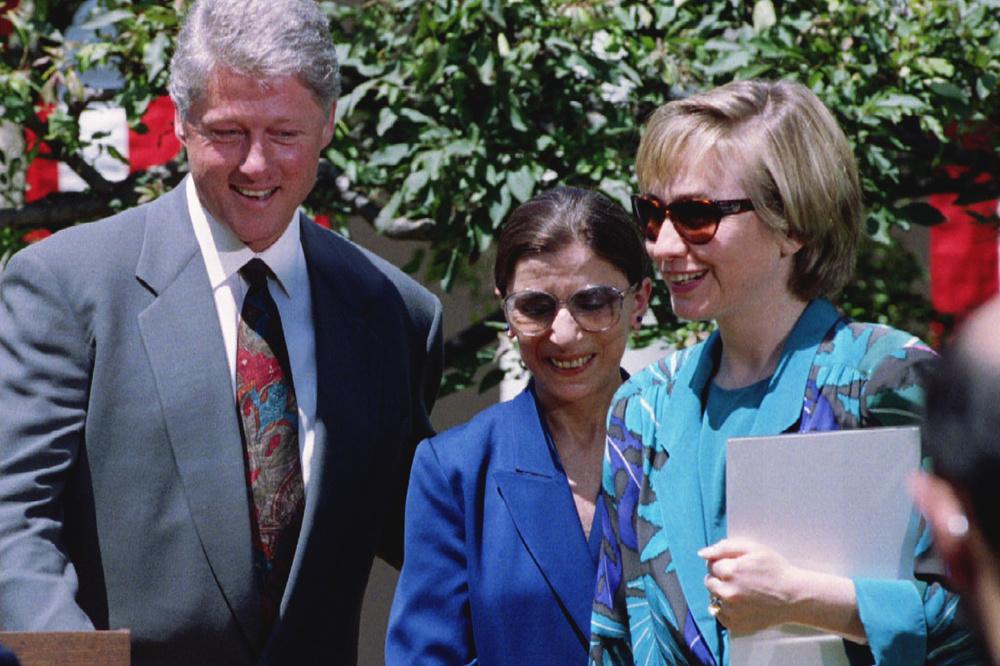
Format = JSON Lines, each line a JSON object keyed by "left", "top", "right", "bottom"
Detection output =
{"left": 0, "top": 184, "right": 443, "bottom": 665}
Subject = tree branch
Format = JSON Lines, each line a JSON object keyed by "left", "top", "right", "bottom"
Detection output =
{"left": 22, "top": 111, "right": 117, "bottom": 194}
{"left": 0, "top": 163, "right": 186, "bottom": 231}
{"left": 315, "top": 162, "right": 436, "bottom": 240}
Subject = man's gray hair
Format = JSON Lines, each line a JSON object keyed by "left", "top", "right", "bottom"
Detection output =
{"left": 168, "top": 0, "right": 340, "bottom": 120}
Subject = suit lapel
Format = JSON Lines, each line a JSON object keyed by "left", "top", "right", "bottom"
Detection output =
{"left": 283, "top": 220, "right": 384, "bottom": 595}
{"left": 493, "top": 389, "right": 595, "bottom": 647}
{"left": 135, "top": 186, "right": 260, "bottom": 646}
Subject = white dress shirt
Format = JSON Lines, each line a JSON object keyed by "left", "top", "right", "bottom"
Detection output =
{"left": 185, "top": 175, "right": 318, "bottom": 489}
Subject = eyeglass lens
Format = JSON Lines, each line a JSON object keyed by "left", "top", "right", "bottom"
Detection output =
{"left": 632, "top": 196, "right": 724, "bottom": 245}
{"left": 506, "top": 286, "right": 626, "bottom": 335}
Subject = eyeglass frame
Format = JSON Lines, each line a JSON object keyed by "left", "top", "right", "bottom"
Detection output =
{"left": 631, "top": 193, "right": 756, "bottom": 245}
{"left": 502, "top": 283, "right": 638, "bottom": 337}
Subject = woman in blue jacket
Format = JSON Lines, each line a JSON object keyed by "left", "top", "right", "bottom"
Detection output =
{"left": 387, "top": 186, "right": 652, "bottom": 665}
{"left": 589, "top": 79, "right": 981, "bottom": 665}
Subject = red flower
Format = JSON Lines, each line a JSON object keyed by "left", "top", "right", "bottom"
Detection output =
{"left": 21, "top": 228, "right": 52, "bottom": 244}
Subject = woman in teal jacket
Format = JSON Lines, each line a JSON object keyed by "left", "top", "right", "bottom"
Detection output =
{"left": 589, "top": 79, "right": 982, "bottom": 665}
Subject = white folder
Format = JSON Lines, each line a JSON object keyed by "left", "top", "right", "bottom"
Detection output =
{"left": 725, "top": 426, "right": 922, "bottom": 666}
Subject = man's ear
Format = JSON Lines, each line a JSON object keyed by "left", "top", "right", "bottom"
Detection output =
{"left": 174, "top": 108, "right": 187, "bottom": 144}
{"left": 911, "top": 472, "right": 975, "bottom": 590}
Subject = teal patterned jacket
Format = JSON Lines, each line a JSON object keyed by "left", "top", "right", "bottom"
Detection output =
{"left": 590, "top": 298, "right": 982, "bottom": 665}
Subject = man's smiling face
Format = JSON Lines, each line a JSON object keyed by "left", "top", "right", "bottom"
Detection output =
{"left": 176, "top": 67, "right": 335, "bottom": 251}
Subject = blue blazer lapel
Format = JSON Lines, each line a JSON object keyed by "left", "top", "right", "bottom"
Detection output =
{"left": 135, "top": 186, "right": 260, "bottom": 646}
{"left": 493, "top": 388, "right": 595, "bottom": 647}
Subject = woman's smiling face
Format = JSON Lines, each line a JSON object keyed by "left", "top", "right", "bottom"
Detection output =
{"left": 506, "top": 241, "right": 649, "bottom": 411}
{"left": 644, "top": 151, "right": 802, "bottom": 331}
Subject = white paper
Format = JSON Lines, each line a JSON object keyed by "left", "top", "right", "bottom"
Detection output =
{"left": 725, "top": 426, "right": 922, "bottom": 666}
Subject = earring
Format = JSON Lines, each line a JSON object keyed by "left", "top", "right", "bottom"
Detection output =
{"left": 947, "top": 513, "right": 970, "bottom": 539}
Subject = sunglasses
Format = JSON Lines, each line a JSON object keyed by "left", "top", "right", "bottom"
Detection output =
{"left": 503, "top": 284, "right": 636, "bottom": 337}
{"left": 631, "top": 193, "right": 755, "bottom": 245}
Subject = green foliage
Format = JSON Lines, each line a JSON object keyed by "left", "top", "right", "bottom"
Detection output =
{"left": 1, "top": 1, "right": 179, "bottom": 155}
{"left": 329, "top": 0, "right": 998, "bottom": 355}
{"left": 328, "top": 0, "right": 649, "bottom": 292}
{"left": 0, "top": 0, "right": 182, "bottom": 259}
{"left": 2, "top": 0, "right": 998, "bottom": 394}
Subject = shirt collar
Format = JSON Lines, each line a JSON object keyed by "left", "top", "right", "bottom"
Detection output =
{"left": 185, "top": 175, "right": 302, "bottom": 297}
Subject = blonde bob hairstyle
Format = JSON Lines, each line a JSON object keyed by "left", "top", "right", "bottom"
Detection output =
{"left": 635, "top": 79, "right": 863, "bottom": 301}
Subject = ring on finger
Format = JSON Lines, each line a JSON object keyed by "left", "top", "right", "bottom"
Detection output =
{"left": 708, "top": 595, "right": 723, "bottom": 617}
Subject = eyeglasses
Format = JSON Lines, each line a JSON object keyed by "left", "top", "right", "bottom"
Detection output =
{"left": 631, "top": 193, "right": 755, "bottom": 245}
{"left": 503, "top": 284, "right": 635, "bottom": 336}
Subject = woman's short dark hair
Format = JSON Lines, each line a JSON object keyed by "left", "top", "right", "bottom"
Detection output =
{"left": 493, "top": 187, "right": 653, "bottom": 296}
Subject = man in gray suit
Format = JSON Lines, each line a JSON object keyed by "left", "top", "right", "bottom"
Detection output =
{"left": 0, "top": 1, "right": 442, "bottom": 664}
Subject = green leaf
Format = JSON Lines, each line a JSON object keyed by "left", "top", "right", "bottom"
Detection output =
{"left": 400, "top": 108, "right": 436, "bottom": 125}
{"left": 976, "top": 74, "right": 996, "bottom": 100}
{"left": 929, "top": 81, "right": 968, "bottom": 103}
{"left": 374, "top": 190, "right": 403, "bottom": 228}
{"left": 444, "top": 139, "right": 478, "bottom": 158}
{"left": 477, "top": 51, "right": 496, "bottom": 85}
{"left": 874, "top": 93, "right": 926, "bottom": 112}
{"left": 376, "top": 107, "right": 398, "bottom": 136}
{"left": 440, "top": 249, "right": 459, "bottom": 292}
{"left": 917, "top": 57, "right": 954, "bottom": 78}
{"left": 921, "top": 115, "right": 946, "bottom": 142}
{"left": 368, "top": 143, "right": 411, "bottom": 167}
{"left": 752, "top": 0, "right": 776, "bottom": 32}
{"left": 703, "top": 49, "right": 752, "bottom": 76}
{"left": 106, "top": 144, "right": 127, "bottom": 164}
{"left": 403, "top": 168, "right": 429, "bottom": 194}
{"left": 497, "top": 32, "right": 511, "bottom": 58}
{"left": 506, "top": 166, "right": 535, "bottom": 203}
{"left": 488, "top": 186, "right": 512, "bottom": 227}
{"left": 510, "top": 105, "right": 528, "bottom": 132}
{"left": 141, "top": 6, "right": 178, "bottom": 26}
{"left": 80, "top": 9, "right": 133, "bottom": 30}
{"left": 334, "top": 78, "right": 379, "bottom": 122}
{"left": 142, "top": 31, "right": 172, "bottom": 83}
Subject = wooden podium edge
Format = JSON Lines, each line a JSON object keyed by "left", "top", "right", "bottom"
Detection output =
{"left": 0, "top": 630, "right": 130, "bottom": 666}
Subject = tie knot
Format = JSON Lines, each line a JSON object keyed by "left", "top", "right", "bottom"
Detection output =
{"left": 241, "top": 258, "right": 271, "bottom": 290}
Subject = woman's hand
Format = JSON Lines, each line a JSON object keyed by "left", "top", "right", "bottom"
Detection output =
{"left": 698, "top": 538, "right": 804, "bottom": 634}
{"left": 698, "top": 538, "right": 866, "bottom": 643}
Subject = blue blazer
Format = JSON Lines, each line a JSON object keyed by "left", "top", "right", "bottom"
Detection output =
{"left": 0, "top": 183, "right": 443, "bottom": 665}
{"left": 387, "top": 385, "right": 602, "bottom": 666}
